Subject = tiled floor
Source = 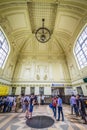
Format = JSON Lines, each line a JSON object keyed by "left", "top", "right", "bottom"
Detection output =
{"left": 0, "top": 105, "right": 87, "bottom": 130}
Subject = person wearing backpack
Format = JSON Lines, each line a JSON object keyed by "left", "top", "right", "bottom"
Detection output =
{"left": 52, "top": 96, "right": 57, "bottom": 119}
{"left": 57, "top": 95, "right": 64, "bottom": 121}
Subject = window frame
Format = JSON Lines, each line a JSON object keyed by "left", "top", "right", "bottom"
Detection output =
{"left": 0, "top": 27, "right": 10, "bottom": 69}
{"left": 74, "top": 25, "right": 87, "bottom": 69}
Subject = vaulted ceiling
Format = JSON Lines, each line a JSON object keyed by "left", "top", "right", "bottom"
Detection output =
{"left": 0, "top": 0, "right": 87, "bottom": 59}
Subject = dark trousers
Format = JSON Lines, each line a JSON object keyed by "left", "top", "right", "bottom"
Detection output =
{"left": 52, "top": 106, "right": 56, "bottom": 118}
{"left": 41, "top": 100, "right": 44, "bottom": 105}
{"left": 58, "top": 106, "right": 64, "bottom": 121}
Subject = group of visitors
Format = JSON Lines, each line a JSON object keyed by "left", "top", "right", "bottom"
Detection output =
{"left": 70, "top": 94, "right": 87, "bottom": 123}
{"left": 0, "top": 95, "right": 16, "bottom": 112}
{"left": 0, "top": 93, "right": 87, "bottom": 123}
{"left": 0, "top": 94, "right": 45, "bottom": 113}
{"left": 51, "top": 95, "right": 64, "bottom": 121}
{"left": 21, "top": 94, "right": 35, "bottom": 119}
{"left": 21, "top": 94, "right": 45, "bottom": 118}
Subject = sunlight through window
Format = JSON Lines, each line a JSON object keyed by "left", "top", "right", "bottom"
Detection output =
{"left": 0, "top": 28, "right": 9, "bottom": 68}
{"left": 74, "top": 26, "right": 87, "bottom": 69}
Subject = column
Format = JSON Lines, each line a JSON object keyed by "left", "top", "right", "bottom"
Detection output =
{"left": 9, "top": 87, "right": 12, "bottom": 95}
{"left": 15, "top": 87, "right": 21, "bottom": 95}
{"left": 35, "top": 87, "right": 39, "bottom": 95}
{"left": 25, "top": 87, "right": 30, "bottom": 95}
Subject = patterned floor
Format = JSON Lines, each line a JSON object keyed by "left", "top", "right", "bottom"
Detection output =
{"left": 0, "top": 105, "right": 87, "bottom": 130}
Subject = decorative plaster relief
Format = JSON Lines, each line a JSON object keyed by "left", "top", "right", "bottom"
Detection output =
{"left": 59, "top": 4, "right": 85, "bottom": 14}
{"left": 36, "top": 65, "right": 49, "bottom": 81}
{"left": 0, "top": 16, "right": 12, "bottom": 35}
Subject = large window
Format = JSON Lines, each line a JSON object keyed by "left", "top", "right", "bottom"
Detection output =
{"left": 74, "top": 26, "right": 87, "bottom": 69}
{"left": 0, "top": 28, "right": 9, "bottom": 68}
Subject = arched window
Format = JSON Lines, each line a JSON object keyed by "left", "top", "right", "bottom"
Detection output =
{"left": 0, "top": 27, "right": 9, "bottom": 68}
{"left": 74, "top": 26, "right": 87, "bottom": 69}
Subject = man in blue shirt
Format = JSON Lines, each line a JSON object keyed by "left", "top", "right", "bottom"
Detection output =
{"left": 57, "top": 95, "right": 64, "bottom": 121}
{"left": 70, "top": 94, "right": 77, "bottom": 115}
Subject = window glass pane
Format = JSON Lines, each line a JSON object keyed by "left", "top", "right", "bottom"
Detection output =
{"left": 2, "top": 42, "right": 8, "bottom": 53}
{"left": 0, "top": 30, "right": 2, "bottom": 36}
{"left": 0, "top": 41, "right": 2, "bottom": 48}
{"left": 0, "top": 61, "right": 3, "bottom": 67}
{"left": 0, "top": 63, "right": 3, "bottom": 68}
{"left": 4, "top": 39, "right": 8, "bottom": 49}
{"left": 75, "top": 42, "right": 81, "bottom": 54}
{"left": 78, "top": 36, "right": 83, "bottom": 44}
{"left": 0, "top": 35, "right": 3, "bottom": 42}
{"left": 81, "top": 31, "right": 87, "bottom": 40}
{"left": 82, "top": 42, "right": 87, "bottom": 57}
{"left": 1, "top": 49, "right": 6, "bottom": 56}
{"left": 0, "top": 59, "right": 3, "bottom": 63}
{"left": 0, "top": 52, "right": 2, "bottom": 57}
{"left": 0, "top": 33, "right": 4, "bottom": 42}
{"left": 85, "top": 51, "right": 87, "bottom": 55}
{"left": 1, "top": 55, "right": 6, "bottom": 60}
{"left": 85, "top": 27, "right": 87, "bottom": 33}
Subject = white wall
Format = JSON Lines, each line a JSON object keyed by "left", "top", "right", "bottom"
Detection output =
{"left": 44, "top": 87, "right": 51, "bottom": 95}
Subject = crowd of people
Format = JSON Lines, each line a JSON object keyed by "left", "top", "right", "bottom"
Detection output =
{"left": 0, "top": 94, "right": 45, "bottom": 118}
{"left": 0, "top": 93, "right": 87, "bottom": 123}
{"left": 20, "top": 94, "right": 45, "bottom": 118}
{"left": 50, "top": 94, "right": 87, "bottom": 123}
{"left": 0, "top": 95, "right": 16, "bottom": 112}
{"left": 70, "top": 94, "right": 87, "bottom": 123}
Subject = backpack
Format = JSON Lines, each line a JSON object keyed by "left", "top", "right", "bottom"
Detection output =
{"left": 52, "top": 98, "right": 57, "bottom": 107}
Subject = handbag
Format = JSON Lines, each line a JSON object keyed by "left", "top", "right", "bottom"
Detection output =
{"left": 49, "top": 103, "right": 53, "bottom": 109}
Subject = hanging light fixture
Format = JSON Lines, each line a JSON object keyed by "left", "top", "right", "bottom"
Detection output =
{"left": 35, "top": 19, "right": 51, "bottom": 43}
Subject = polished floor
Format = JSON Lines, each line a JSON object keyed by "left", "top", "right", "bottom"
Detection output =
{"left": 0, "top": 105, "right": 87, "bottom": 130}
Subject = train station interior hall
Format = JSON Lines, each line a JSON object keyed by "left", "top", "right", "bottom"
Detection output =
{"left": 0, "top": 0, "right": 87, "bottom": 130}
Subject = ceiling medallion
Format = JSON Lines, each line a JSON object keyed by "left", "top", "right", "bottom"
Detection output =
{"left": 35, "top": 19, "right": 51, "bottom": 43}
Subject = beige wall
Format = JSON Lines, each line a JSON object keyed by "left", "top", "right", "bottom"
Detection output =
{"left": 12, "top": 55, "right": 71, "bottom": 83}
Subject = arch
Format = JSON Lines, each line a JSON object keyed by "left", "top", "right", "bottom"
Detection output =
{"left": 0, "top": 26, "right": 10, "bottom": 69}
{"left": 74, "top": 25, "right": 87, "bottom": 69}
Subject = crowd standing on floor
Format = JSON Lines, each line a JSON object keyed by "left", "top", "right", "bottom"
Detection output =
{"left": 51, "top": 94, "right": 87, "bottom": 123}
{"left": 0, "top": 94, "right": 45, "bottom": 118}
{"left": 70, "top": 94, "right": 87, "bottom": 123}
{"left": 0, "top": 94, "right": 87, "bottom": 123}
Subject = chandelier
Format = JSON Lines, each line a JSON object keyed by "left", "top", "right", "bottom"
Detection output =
{"left": 35, "top": 19, "right": 51, "bottom": 43}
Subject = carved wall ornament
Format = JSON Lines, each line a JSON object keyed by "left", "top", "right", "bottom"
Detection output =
{"left": 82, "top": 16, "right": 87, "bottom": 23}
{"left": 36, "top": 74, "right": 40, "bottom": 80}
{"left": 44, "top": 74, "right": 48, "bottom": 80}
{"left": 0, "top": 16, "right": 12, "bottom": 35}
{"left": 0, "top": 16, "right": 7, "bottom": 23}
